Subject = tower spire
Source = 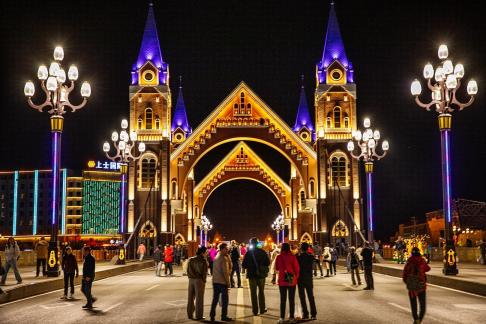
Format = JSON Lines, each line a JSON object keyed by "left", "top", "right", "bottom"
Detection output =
{"left": 293, "top": 75, "right": 314, "bottom": 135}
{"left": 171, "top": 77, "right": 192, "bottom": 134}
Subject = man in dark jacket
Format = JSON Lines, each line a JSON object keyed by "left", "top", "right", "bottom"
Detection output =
{"left": 230, "top": 241, "right": 242, "bottom": 288}
{"left": 61, "top": 246, "right": 79, "bottom": 299}
{"left": 242, "top": 238, "right": 270, "bottom": 316}
{"left": 187, "top": 246, "right": 209, "bottom": 320}
{"left": 361, "top": 242, "right": 374, "bottom": 290}
{"left": 297, "top": 242, "right": 317, "bottom": 320}
{"left": 81, "top": 246, "right": 96, "bottom": 309}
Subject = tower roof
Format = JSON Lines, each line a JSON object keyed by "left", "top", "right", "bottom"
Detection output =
{"left": 317, "top": 2, "right": 353, "bottom": 83}
{"left": 293, "top": 78, "right": 314, "bottom": 133}
{"left": 171, "top": 79, "right": 191, "bottom": 133}
{"left": 131, "top": 2, "right": 168, "bottom": 85}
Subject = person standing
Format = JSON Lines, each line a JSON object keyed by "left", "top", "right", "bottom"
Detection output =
{"left": 230, "top": 241, "right": 242, "bottom": 288}
{"left": 81, "top": 246, "right": 96, "bottom": 309}
{"left": 61, "top": 246, "right": 79, "bottom": 299}
{"left": 208, "top": 245, "right": 218, "bottom": 276}
{"left": 153, "top": 245, "right": 163, "bottom": 277}
{"left": 164, "top": 244, "right": 174, "bottom": 276}
{"left": 242, "top": 238, "right": 270, "bottom": 316}
{"left": 403, "top": 247, "right": 431, "bottom": 324}
{"left": 347, "top": 247, "right": 361, "bottom": 286}
{"left": 187, "top": 246, "right": 209, "bottom": 321}
{"left": 361, "top": 242, "right": 374, "bottom": 290}
{"left": 355, "top": 245, "right": 364, "bottom": 271}
{"left": 34, "top": 237, "right": 48, "bottom": 277}
{"left": 322, "top": 244, "right": 332, "bottom": 277}
{"left": 275, "top": 242, "right": 299, "bottom": 324}
{"left": 137, "top": 243, "right": 146, "bottom": 262}
{"left": 330, "top": 244, "right": 338, "bottom": 276}
{"left": 240, "top": 243, "right": 247, "bottom": 274}
{"left": 296, "top": 243, "right": 317, "bottom": 320}
{"left": 174, "top": 243, "right": 182, "bottom": 266}
{"left": 1, "top": 237, "right": 22, "bottom": 285}
{"left": 312, "top": 242, "right": 323, "bottom": 278}
{"left": 270, "top": 244, "right": 281, "bottom": 284}
{"left": 209, "top": 243, "right": 232, "bottom": 322}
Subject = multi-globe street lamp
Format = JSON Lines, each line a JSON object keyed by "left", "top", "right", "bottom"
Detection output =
{"left": 347, "top": 118, "right": 389, "bottom": 243}
{"left": 271, "top": 214, "right": 285, "bottom": 245}
{"left": 200, "top": 215, "right": 213, "bottom": 246}
{"left": 103, "top": 119, "right": 145, "bottom": 235}
{"left": 410, "top": 44, "right": 478, "bottom": 275}
{"left": 24, "top": 46, "right": 91, "bottom": 277}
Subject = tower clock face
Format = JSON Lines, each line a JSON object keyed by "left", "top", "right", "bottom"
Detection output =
{"left": 330, "top": 69, "right": 343, "bottom": 81}
{"left": 143, "top": 70, "right": 155, "bottom": 82}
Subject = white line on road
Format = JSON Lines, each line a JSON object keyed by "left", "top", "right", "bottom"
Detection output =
{"left": 40, "top": 302, "right": 74, "bottom": 310}
{"left": 388, "top": 302, "right": 409, "bottom": 312}
{"left": 145, "top": 284, "right": 160, "bottom": 291}
{"left": 453, "top": 304, "right": 486, "bottom": 311}
{"left": 104, "top": 302, "right": 123, "bottom": 312}
{"left": 236, "top": 285, "right": 245, "bottom": 322}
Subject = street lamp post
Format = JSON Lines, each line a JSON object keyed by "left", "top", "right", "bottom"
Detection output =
{"left": 201, "top": 215, "right": 213, "bottom": 246}
{"left": 410, "top": 44, "right": 477, "bottom": 275}
{"left": 347, "top": 118, "right": 389, "bottom": 243}
{"left": 103, "top": 119, "right": 145, "bottom": 234}
{"left": 271, "top": 214, "right": 285, "bottom": 245}
{"left": 24, "top": 46, "right": 91, "bottom": 277}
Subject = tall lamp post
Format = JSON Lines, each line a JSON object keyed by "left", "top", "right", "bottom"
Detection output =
{"left": 24, "top": 46, "right": 91, "bottom": 277}
{"left": 201, "top": 215, "right": 213, "bottom": 246}
{"left": 410, "top": 44, "right": 478, "bottom": 275}
{"left": 271, "top": 214, "right": 285, "bottom": 244}
{"left": 347, "top": 118, "right": 389, "bottom": 243}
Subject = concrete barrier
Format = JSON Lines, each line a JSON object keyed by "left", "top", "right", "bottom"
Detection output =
{"left": 0, "top": 260, "right": 153, "bottom": 304}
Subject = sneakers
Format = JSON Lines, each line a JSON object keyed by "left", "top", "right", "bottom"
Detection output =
{"left": 82, "top": 304, "right": 93, "bottom": 309}
{"left": 260, "top": 308, "right": 268, "bottom": 314}
{"left": 60, "top": 295, "right": 67, "bottom": 300}
{"left": 277, "top": 319, "right": 285, "bottom": 324}
{"left": 288, "top": 318, "right": 297, "bottom": 324}
{"left": 221, "top": 316, "right": 233, "bottom": 322}
{"left": 311, "top": 316, "right": 317, "bottom": 320}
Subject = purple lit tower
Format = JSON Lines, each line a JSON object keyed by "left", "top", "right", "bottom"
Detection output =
{"left": 314, "top": 2, "right": 362, "bottom": 245}
{"left": 293, "top": 76, "right": 314, "bottom": 143}
{"left": 129, "top": 1, "right": 173, "bottom": 244}
{"left": 171, "top": 77, "right": 192, "bottom": 145}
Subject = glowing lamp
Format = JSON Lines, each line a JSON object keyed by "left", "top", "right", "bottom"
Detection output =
{"left": 119, "top": 140, "right": 126, "bottom": 150}
{"left": 438, "top": 44, "right": 448, "bottom": 59}
{"left": 24, "top": 81, "right": 35, "bottom": 97}
{"left": 138, "top": 142, "right": 146, "bottom": 152}
{"left": 382, "top": 140, "right": 389, "bottom": 151}
{"left": 121, "top": 119, "right": 128, "bottom": 129}
{"left": 56, "top": 69, "right": 66, "bottom": 83}
{"left": 347, "top": 141, "right": 354, "bottom": 151}
{"left": 53, "top": 46, "right": 64, "bottom": 61}
{"left": 445, "top": 74, "right": 457, "bottom": 90}
{"left": 434, "top": 67, "right": 445, "bottom": 82}
{"left": 368, "top": 139, "right": 376, "bottom": 148}
{"left": 130, "top": 131, "right": 137, "bottom": 141}
{"left": 442, "top": 60, "right": 453, "bottom": 75}
{"left": 453, "top": 63, "right": 464, "bottom": 79}
{"left": 411, "top": 79, "right": 422, "bottom": 95}
{"left": 423, "top": 63, "right": 434, "bottom": 79}
{"left": 373, "top": 130, "right": 381, "bottom": 140}
{"left": 81, "top": 81, "right": 91, "bottom": 97}
{"left": 68, "top": 65, "right": 79, "bottom": 81}
{"left": 120, "top": 130, "right": 129, "bottom": 142}
{"left": 467, "top": 80, "right": 478, "bottom": 95}
{"left": 354, "top": 130, "right": 362, "bottom": 141}
{"left": 46, "top": 76, "right": 57, "bottom": 91}
{"left": 37, "top": 65, "right": 48, "bottom": 80}
{"left": 103, "top": 142, "right": 110, "bottom": 152}
{"left": 363, "top": 118, "right": 371, "bottom": 128}
{"left": 49, "top": 62, "right": 60, "bottom": 76}
{"left": 111, "top": 131, "right": 119, "bottom": 141}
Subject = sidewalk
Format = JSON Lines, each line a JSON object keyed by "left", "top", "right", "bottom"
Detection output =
{"left": 0, "top": 260, "right": 153, "bottom": 303}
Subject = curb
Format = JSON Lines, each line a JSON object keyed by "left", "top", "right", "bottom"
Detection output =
{"left": 0, "top": 261, "right": 153, "bottom": 304}
{"left": 338, "top": 260, "right": 486, "bottom": 296}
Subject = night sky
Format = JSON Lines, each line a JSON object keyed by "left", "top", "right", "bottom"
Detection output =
{"left": 0, "top": 0, "right": 485, "bottom": 241}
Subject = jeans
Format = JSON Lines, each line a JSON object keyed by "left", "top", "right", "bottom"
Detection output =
{"left": 187, "top": 278, "right": 205, "bottom": 319}
{"left": 330, "top": 260, "right": 337, "bottom": 275}
{"left": 164, "top": 262, "right": 173, "bottom": 275}
{"left": 36, "top": 258, "right": 46, "bottom": 276}
{"left": 64, "top": 272, "right": 75, "bottom": 296}
{"left": 313, "top": 259, "right": 323, "bottom": 276}
{"left": 409, "top": 291, "right": 426, "bottom": 321}
{"left": 210, "top": 283, "right": 229, "bottom": 319}
{"left": 298, "top": 281, "right": 317, "bottom": 317}
{"left": 139, "top": 253, "right": 144, "bottom": 262}
{"left": 248, "top": 277, "right": 266, "bottom": 314}
{"left": 155, "top": 261, "right": 163, "bottom": 276}
{"left": 279, "top": 285, "right": 296, "bottom": 319}
{"left": 350, "top": 267, "right": 361, "bottom": 285}
{"left": 364, "top": 266, "right": 374, "bottom": 289}
{"left": 1, "top": 259, "right": 22, "bottom": 283}
{"left": 231, "top": 261, "right": 241, "bottom": 287}
{"left": 81, "top": 278, "right": 93, "bottom": 306}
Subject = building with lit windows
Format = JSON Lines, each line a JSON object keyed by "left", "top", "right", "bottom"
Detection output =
{"left": 65, "top": 176, "right": 83, "bottom": 235}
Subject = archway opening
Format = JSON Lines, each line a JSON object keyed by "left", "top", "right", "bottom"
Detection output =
{"left": 203, "top": 180, "right": 281, "bottom": 243}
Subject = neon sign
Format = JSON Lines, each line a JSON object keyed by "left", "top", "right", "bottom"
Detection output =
{"left": 87, "top": 160, "right": 121, "bottom": 171}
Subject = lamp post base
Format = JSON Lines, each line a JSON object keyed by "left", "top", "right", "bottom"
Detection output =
{"left": 46, "top": 240, "right": 60, "bottom": 277}
{"left": 443, "top": 239, "right": 458, "bottom": 275}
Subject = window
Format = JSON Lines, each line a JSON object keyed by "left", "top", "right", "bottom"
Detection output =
{"left": 309, "top": 179, "right": 315, "bottom": 198}
{"left": 145, "top": 108, "right": 153, "bottom": 129}
{"left": 141, "top": 157, "right": 157, "bottom": 188}
{"left": 171, "top": 180, "right": 177, "bottom": 198}
{"left": 333, "top": 107, "right": 341, "bottom": 128}
{"left": 326, "top": 117, "right": 332, "bottom": 128}
{"left": 330, "top": 154, "right": 348, "bottom": 187}
{"left": 299, "top": 191, "right": 306, "bottom": 210}
{"left": 343, "top": 115, "right": 349, "bottom": 128}
{"left": 137, "top": 117, "right": 143, "bottom": 129}
{"left": 155, "top": 117, "right": 160, "bottom": 129}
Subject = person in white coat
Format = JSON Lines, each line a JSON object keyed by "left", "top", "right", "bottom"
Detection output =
{"left": 1, "top": 237, "right": 22, "bottom": 285}
{"left": 322, "top": 244, "right": 332, "bottom": 277}
{"left": 355, "top": 246, "right": 364, "bottom": 271}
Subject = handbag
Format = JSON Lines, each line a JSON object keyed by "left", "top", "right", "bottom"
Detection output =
{"left": 284, "top": 271, "right": 294, "bottom": 284}
{"left": 405, "top": 264, "right": 425, "bottom": 291}
{"left": 251, "top": 250, "right": 269, "bottom": 278}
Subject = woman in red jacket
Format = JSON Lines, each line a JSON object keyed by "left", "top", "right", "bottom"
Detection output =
{"left": 164, "top": 244, "right": 174, "bottom": 276}
{"left": 275, "top": 243, "right": 300, "bottom": 324}
{"left": 402, "top": 247, "right": 431, "bottom": 324}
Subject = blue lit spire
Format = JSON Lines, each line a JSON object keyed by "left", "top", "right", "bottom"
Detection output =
{"left": 317, "top": 1, "right": 354, "bottom": 83}
{"left": 131, "top": 1, "right": 168, "bottom": 85}
{"left": 171, "top": 76, "right": 192, "bottom": 133}
{"left": 293, "top": 75, "right": 314, "bottom": 134}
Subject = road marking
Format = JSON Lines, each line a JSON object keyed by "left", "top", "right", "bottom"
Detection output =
{"left": 388, "top": 302, "right": 409, "bottom": 312}
{"left": 145, "top": 284, "right": 160, "bottom": 291}
{"left": 454, "top": 304, "right": 486, "bottom": 311}
{"left": 104, "top": 302, "right": 123, "bottom": 312}
{"left": 164, "top": 300, "right": 186, "bottom": 307}
{"left": 40, "top": 302, "right": 74, "bottom": 310}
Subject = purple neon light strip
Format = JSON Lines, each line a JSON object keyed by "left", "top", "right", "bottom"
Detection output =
{"left": 443, "top": 130, "right": 452, "bottom": 223}
{"left": 51, "top": 132, "right": 60, "bottom": 226}
{"left": 120, "top": 173, "right": 127, "bottom": 233}
{"left": 367, "top": 172, "right": 373, "bottom": 232}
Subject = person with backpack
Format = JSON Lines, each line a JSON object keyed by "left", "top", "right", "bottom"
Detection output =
{"left": 275, "top": 242, "right": 300, "bottom": 324}
{"left": 242, "top": 238, "right": 270, "bottom": 316}
{"left": 322, "top": 244, "right": 332, "bottom": 276}
{"left": 347, "top": 247, "right": 361, "bottom": 286}
{"left": 403, "top": 247, "right": 431, "bottom": 324}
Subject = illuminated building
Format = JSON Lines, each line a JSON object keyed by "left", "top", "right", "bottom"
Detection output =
{"left": 65, "top": 176, "right": 83, "bottom": 235}
{"left": 125, "top": 2, "right": 362, "bottom": 247}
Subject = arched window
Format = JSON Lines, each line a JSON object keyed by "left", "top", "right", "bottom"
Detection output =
{"left": 234, "top": 103, "right": 238, "bottom": 115}
{"left": 137, "top": 117, "right": 143, "bottom": 129}
{"left": 330, "top": 154, "right": 348, "bottom": 187}
{"left": 285, "top": 205, "right": 290, "bottom": 218}
{"left": 155, "top": 117, "right": 160, "bottom": 129}
{"left": 333, "top": 107, "right": 341, "bottom": 128}
{"left": 326, "top": 116, "right": 332, "bottom": 128}
{"left": 141, "top": 157, "right": 157, "bottom": 188}
{"left": 299, "top": 190, "right": 306, "bottom": 210}
{"left": 309, "top": 179, "right": 315, "bottom": 198}
{"left": 171, "top": 180, "right": 177, "bottom": 199}
{"left": 240, "top": 92, "right": 245, "bottom": 114}
{"left": 343, "top": 115, "right": 349, "bottom": 128}
{"left": 145, "top": 108, "right": 153, "bottom": 129}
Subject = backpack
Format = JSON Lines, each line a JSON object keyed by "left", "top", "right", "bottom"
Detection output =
{"left": 405, "top": 263, "right": 425, "bottom": 291}
{"left": 350, "top": 254, "right": 359, "bottom": 269}
{"left": 251, "top": 250, "right": 269, "bottom": 278}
